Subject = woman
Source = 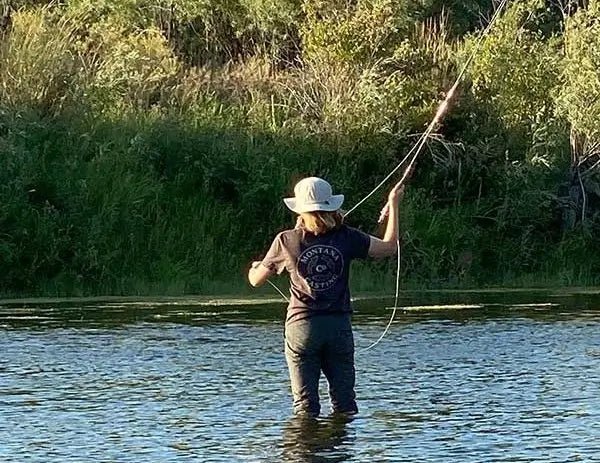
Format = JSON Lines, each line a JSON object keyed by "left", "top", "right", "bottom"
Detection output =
{"left": 248, "top": 177, "right": 402, "bottom": 416}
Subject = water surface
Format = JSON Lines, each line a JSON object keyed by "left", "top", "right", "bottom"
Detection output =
{"left": 1, "top": 290, "right": 600, "bottom": 462}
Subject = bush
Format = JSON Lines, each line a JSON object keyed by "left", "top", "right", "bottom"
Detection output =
{"left": 467, "top": 0, "right": 564, "bottom": 163}
{"left": 1, "top": 0, "right": 600, "bottom": 296}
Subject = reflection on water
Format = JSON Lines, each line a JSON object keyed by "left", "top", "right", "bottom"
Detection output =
{"left": 1, "top": 290, "right": 600, "bottom": 462}
{"left": 282, "top": 414, "right": 354, "bottom": 463}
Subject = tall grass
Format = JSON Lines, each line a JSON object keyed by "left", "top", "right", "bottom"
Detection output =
{"left": 0, "top": 1, "right": 599, "bottom": 297}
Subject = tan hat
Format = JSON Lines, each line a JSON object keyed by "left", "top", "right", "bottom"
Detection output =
{"left": 283, "top": 177, "right": 344, "bottom": 213}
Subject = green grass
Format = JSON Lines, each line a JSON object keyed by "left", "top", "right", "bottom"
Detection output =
{"left": 0, "top": 2, "right": 599, "bottom": 298}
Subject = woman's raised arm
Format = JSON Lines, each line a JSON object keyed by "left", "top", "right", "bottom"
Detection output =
{"left": 368, "top": 185, "right": 403, "bottom": 258}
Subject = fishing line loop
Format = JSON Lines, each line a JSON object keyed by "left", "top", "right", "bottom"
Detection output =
{"left": 267, "top": 0, "right": 510, "bottom": 351}
{"left": 354, "top": 0, "right": 509, "bottom": 352}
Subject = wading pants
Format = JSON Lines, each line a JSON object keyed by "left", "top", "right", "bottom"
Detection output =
{"left": 284, "top": 314, "right": 357, "bottom": 417}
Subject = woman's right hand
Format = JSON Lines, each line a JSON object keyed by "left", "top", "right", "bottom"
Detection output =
{"left": 378, "top": 184, "right": 405, "bottom": 223}
{"left": 388, "top": 184, "right": 405, "bottom": 205}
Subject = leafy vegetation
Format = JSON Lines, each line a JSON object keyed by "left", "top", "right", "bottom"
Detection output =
{"left": 0, "top": 0, "right": 599, "bottom": 297}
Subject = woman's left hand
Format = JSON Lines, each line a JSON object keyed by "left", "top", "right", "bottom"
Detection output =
{"left": 248, "top": 260, "right": 273, "bottom": 287}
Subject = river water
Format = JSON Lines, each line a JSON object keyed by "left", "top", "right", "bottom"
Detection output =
{"left": 1, "top": 290, "right": 600, "bottom": 462}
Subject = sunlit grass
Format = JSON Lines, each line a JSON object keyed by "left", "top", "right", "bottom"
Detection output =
{"left": 0, "top": 3, "right": 599, "bottom": 297}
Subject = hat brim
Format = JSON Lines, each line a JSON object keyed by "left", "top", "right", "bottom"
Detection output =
{"left": 283, "top": 195, "right": 344, "bottom": 213}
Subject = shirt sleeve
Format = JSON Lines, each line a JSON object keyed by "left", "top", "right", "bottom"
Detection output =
{"left": 261, "top": 233, "right": 287, "bottom": 274}
{"left": 346, "top": 227, "right": 371, "bottom": 260}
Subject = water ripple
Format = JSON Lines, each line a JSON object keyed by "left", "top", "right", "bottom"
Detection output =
{"left": 0, "top": 299, "right": 599, "bottom": 462}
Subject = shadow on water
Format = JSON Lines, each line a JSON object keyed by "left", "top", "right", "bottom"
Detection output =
{"left": 281, "top": 414, "right": 355, "bottom": 463}
{"left": 1, "top": 288, "right": 600, "bottom": 329}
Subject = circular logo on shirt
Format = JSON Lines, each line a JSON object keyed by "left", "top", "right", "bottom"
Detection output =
{"left": 297, "top": 245, "right": 344, "bottom": 292}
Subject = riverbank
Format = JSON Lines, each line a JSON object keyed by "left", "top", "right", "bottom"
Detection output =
{"left": 2, "top": 286, "right": 599, "bottom": 308}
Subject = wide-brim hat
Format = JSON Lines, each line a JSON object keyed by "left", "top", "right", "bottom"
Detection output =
{"left": 283, "top": 177, "right": 344, "bottom": 214}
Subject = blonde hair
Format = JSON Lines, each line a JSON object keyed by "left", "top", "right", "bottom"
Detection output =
{"left": 298, "top": 210, "right": 344, "bottom": 235}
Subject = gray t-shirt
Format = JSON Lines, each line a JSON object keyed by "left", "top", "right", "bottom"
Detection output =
{"left": 261, "top": 225, "right": 371, "bottom": 323}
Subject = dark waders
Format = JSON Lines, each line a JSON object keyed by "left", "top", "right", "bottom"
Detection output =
{"left": 284, "top": 314, "right": 357, "bottom": 416}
